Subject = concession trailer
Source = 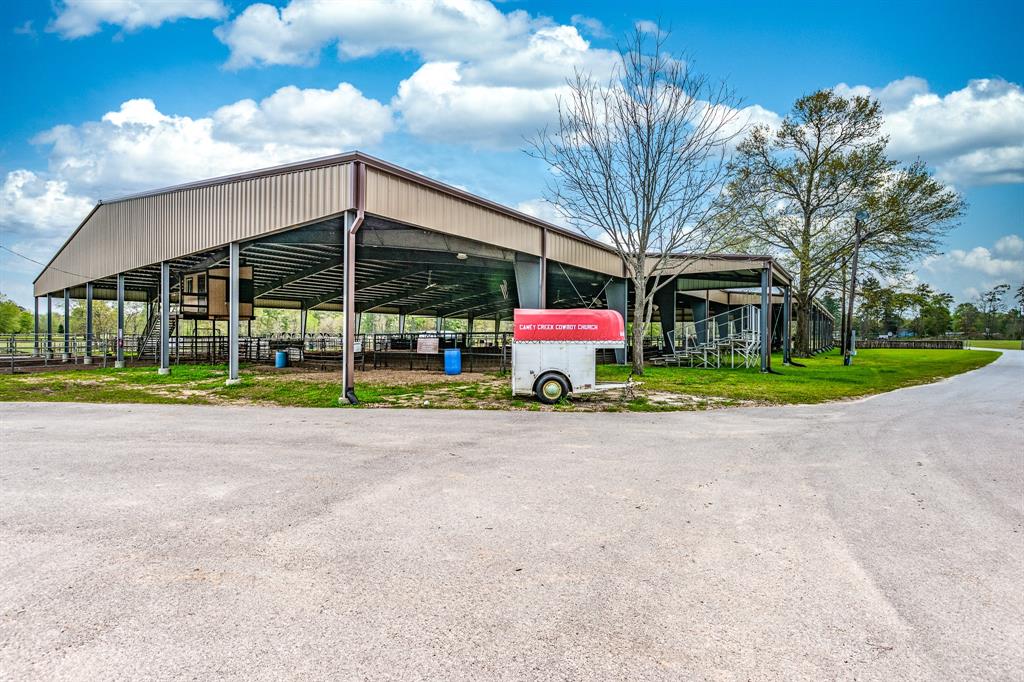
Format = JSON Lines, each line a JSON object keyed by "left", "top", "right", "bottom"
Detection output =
{"left": 512, "top": 308, "right": 630, "bottom": 404}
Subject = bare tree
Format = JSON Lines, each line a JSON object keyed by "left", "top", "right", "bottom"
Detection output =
{"left": 528, "top": 26, "right": 742, "bottom": 374}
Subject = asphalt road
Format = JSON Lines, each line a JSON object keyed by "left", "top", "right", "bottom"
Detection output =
{"left": 1, "top": 351, "right": 1022, "bottom": 680}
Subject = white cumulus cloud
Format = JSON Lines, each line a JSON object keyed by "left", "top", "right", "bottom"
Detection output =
{"left": 835, "top": 77, "right": 1024, "bottom": 186}
{"left": 49, "top": 0, "right": 226, "bottom": 39}
{"left": 214, "top": 0, "right": 619, "bottom": 147}
{"left": 0, "top": 171, "right": 97, "bottom": 304}
{"left": 393, "top": 62, "right": 568, "bottom": 148}
{"left": 215, "top": 0, "right": 537, "bottom": 69}
{"left": 212, "top": 82, "right": 394, "bottom": 148}
{"left": 920, "top": 234, "right": 1024, "bottom": 301}
{"left": 33, "top": 84, "right": 392, "bottom": 198}
{"left": 0, "top": 170, "right": 95, "bottom": 236}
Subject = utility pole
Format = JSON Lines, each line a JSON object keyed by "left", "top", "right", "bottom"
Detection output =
{"left": 844, "top": 210, "right": 868, "bottom": 366}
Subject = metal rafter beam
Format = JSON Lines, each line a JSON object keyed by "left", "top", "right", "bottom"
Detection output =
{"left": 255, "top": 258, "right": 342, "bottom": 297}
{"left": 356, "top": 246, "right": 510, "bottom": 268}
{"left": 404, "top": 288, "right": 497, "bottom": 316}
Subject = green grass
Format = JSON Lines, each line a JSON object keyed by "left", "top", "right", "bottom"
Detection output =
{"left": 967, "top": 339, "right": 1023, "bottom": 350}
{"left": 596, "top": 348, "right": 999, "bottom": 405}
{"left": 0, "top": 349, "right": 999, "bottom": 411}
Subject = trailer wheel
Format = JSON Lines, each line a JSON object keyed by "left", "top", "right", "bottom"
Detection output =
{"left": 534, "top": 372, "right": 570, "bottom": 404}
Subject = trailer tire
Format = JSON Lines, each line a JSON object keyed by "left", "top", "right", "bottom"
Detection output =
{"left": 534, "top": 372, "right": 570, "bottom": 404}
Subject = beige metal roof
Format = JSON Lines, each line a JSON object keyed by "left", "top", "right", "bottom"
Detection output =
{"left": 35, "top": 160, "right": 353, "bottom": 296}
{"left": 33, "top": 150, "right": 790, "bottom": 298}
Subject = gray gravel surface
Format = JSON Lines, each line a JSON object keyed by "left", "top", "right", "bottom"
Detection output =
{"left": 1, "top": 350, "right": 1022, "bottom": 680}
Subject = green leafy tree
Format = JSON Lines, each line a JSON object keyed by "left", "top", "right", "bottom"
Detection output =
{"left": 977, "top": 284, "right": 1010, "bottom": 338}
{"left": 727, "top": 90, "right": 962, "bottom": 356}
{"left": 0, "top": 295, "right": 33, "bottom": 333}
{"left": 952, "top": 303, "right": 982, "bottom": 335}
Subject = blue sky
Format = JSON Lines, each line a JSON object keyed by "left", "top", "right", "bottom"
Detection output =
{"left": 2, "top": 0, "right": 1022, "bottom": 308}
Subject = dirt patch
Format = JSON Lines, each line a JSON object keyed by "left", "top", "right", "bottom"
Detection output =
{"left": 250, "top": 366, "right": 493, "bottom": 386}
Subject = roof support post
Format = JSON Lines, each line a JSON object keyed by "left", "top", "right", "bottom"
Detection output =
{"left": 159, "top": 261, "right": 170, "bottom": 375}
{"left": 512, "top": 254, "right": 544, "bottom": 309}
{"left": 398, "top": 314, "right": 405, "bottom": 334}
{"left": 83, "top": 282, "right": 94, "bottom": 364}
{"left": 341, "top": 210, "right": 359, "bottom": 404}
{"left": 540, "top": 229, "right": 548, "bottom": 307}
{"left": 760, "top": 266, "right": 770, "bottom": 372}
{"left": 63, "top": 289, "right": 70, "bottom": 361}
{"left": 810, "top": 307, "right": 816, "bottom": 352}
{"left": 817, "top": 308, "right": 823, "bottom": 352}
{"left": 33, "top": 297, "right": 39, "bottom": 356}
{"left": 782, "top": 285, "right": 792, "bottom": 365}
{"left": 45, "top": 294, "right": 53, "bottom": 359}
{"left": 115, "top": 273, "right": 126, "bottom": 368}
{"left": 692, "top": 298, "right": 708, "bottom": 345}
{"left": 606, "top": 278, "right": 627, "bottom": 364}
{"left": 710, "top": 302, "right": 730, "bottom": 340}
{"left": 226, "top": 242, "right": 241, "bottom": 385}
{"left": 435, "top": 316, "right": 442, "bottom": 333}
{"left": 299, "top": 303, "right": 308, "bottom": 337}
{"left": 654, "top": 280, "right": 676, "bottom": 354}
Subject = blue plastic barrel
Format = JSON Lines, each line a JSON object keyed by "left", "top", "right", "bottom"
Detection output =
{"left": 275, "top": 350, "right": 288, "bottom": 368}
{"left": 444, "top": 348, "right": 462, "bottom": 375}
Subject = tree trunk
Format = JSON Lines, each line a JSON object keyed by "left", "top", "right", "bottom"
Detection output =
{"left": 631, "top": 290, "right": 646, "bottom": 375}
{"left": 794, "top": 289, "right": 812, "bottom": 357}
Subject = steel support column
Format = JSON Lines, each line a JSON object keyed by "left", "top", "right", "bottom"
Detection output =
{"left": 759, "top": 267, "right": 770, "bottom": 372}
{"left": 63, "top": 289, "right": 70, "bottom": 361}
{"left": 512, "top": 255, "right": 543, "bottom": 309}
{"left": 710, "top": 302, "right": 730, "bottom": 339}
{"left": 226, "top": 242, "right": 240, "bottom": 385}
{"left": 691, "top": 299, "right": 708, "bottom": 344}
{"left": 159, "top": 261, "right": 170, "bottom": 375}
{"left": 654, "top": 282, "right": 676, "bottom": 354}
{"left": 299, "top": 304, "right": 308, "bottom": 337}
{"left": 782, "top": 286, "right": 792, "bottom": 364}
{"left": 341, "top": 210, "right": 358, "bottom": 404}
{"left": 398, "top": 314, "right": 406, "bottom": 334}
{"left": 606, "top": 278, "right": 627, "bottom": 364}
{"left": 45, "top": 294, "right": 52, "bottom": 359}
{"left": 83, "top": 282, "right": 94, "bottom": 364}
{"left": 33, "top": 297, "right": 40, "bottom": 355}
{"left": 115, "top": 273, "right": 125, "bottom": 368}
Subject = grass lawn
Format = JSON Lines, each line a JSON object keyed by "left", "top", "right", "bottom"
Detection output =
{"left": 597, "top": 348, "right": 999, "bottom": 406}
{"left": 0, "top": 348, "right": 999, "bottom": 412}
{"left": 967, "top": 339, "right": 1023, "bottom": 350}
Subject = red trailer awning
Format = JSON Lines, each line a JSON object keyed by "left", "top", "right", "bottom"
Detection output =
{"left": 513, "top": 308, "right": 625, "bottom": 343}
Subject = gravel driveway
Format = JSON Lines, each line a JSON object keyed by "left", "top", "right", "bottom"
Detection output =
{"left": 2, "top": 351, "right": 1022, "bottom": 680}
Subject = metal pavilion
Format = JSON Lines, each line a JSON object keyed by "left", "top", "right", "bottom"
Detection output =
{"left": 31, "top": 152, "right": 834, "bottom": 401}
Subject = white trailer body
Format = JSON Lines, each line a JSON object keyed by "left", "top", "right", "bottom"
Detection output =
{"left": 510, "top": 308, "right": 628, "bottom": 403}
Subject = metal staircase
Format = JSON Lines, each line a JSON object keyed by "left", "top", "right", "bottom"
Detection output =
{"left": 654, "top": 305, "right": 761, "bottom": 369}
{"left": 137, "top": 300, "right": 178, "bottom": 360}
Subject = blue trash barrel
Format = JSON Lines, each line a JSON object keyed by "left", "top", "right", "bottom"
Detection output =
{"left": 275, "top": 350, "right": 289, "bottom": 368}
{"left": 444, "top": 348, "right": 462, "bottom": 375}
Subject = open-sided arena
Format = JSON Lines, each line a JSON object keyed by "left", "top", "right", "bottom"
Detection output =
{"left": 25, "top": 152, "right": 835, "bottom": 399}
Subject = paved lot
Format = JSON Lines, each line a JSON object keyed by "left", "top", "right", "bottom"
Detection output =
{"left": 1, "top": 351, "right": 1022, "bottom": 680}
